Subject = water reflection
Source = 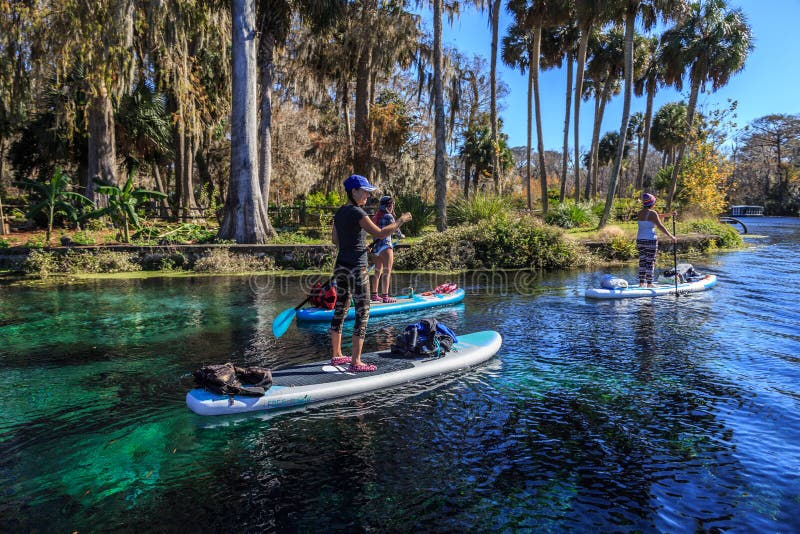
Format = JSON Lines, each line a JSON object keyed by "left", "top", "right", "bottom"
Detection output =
{"left": 1, "top": 218, "right": 799, "bottom": 531}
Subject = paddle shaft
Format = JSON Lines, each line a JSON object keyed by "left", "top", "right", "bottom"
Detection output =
{"left": 673, "top": 216, "right": 678, "bottom": 295}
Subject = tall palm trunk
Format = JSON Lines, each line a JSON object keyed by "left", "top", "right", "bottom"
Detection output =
{"left": 489, "top": 0, "right": 501, "bottom": 193}
{"left": 588, "top": 80, "right": 612, "bottom": 199}
{"left": 258, "top": 33, "right": 276, "bottom": 236}
{"left": 573, "top": 27, "right": 591, "bottom": 201}
{"left": 531, "top": 23, "right": 548, "bottom": 214}
{"left": 433, "top": 0, "right": 447, "bottom": 230}
{"left": 666, "top": 78, "right": 699, "bottom": 209}
{"left": 560, "top": 54, "right": 573, "bottom": 202}
{"left": 220, "top": 0, "right": 271, "bottom": 244}
{"left": 636, "top": 83, "right": 654, "bottom": 189}
{"left": 86, "top": 85, "right": 117, "bottom": 205}
{"left": 601, "top": 10, "right": 635, "bottom": 227}
{"left": 525, "top": 43, "right": 533, "bottom": 210}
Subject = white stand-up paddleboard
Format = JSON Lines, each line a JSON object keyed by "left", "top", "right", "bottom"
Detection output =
{"left": 584, "top": 274, "right": 717, "bottom": 299}
{"left": 187, "top": 330, "right": 502, "bottom": 416}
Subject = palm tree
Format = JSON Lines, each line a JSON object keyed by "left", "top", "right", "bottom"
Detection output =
{"left": 220, "top": 0, "right": 273, "bottom": 243}
{"left": 584, "top": 29, "right": 624, "bottom": 200}
{"left": 600, "top": 0, "right": 687, "bottom": 228}
{"left": 116, "top": 82, "right": 174, "bottom": 218}
{"left": 650, "top": 101, "right": 689, "bottom": 169}
{"left": 572, "top": 0, "right": 612, "bottom": 202}
{"left": 633, "top": 36, "right": 666, "bottom": 190}
{"left": 489, "top": 0, "right": 502, "bottom": 193}
{"left": 91, "top": 171, "right": 168, "bottom": 243}
{"left": 628, "top": 111, "right": 646, "bottom": 187}
{"left": 540, "top": 18, "right": 579, "bottom": 202}
{"left": 660, "top": 0, "right": 752, "bottom": 209}
{"left": 16, "top": 169, "right": 93, "bottom": 245}
{"left": 503, "top": 0, "right": 565, "bottom": 213}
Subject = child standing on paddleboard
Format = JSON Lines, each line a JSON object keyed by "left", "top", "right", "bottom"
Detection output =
{"left": 637, "top": 193, "right": 677, "bottom": 287}
{"left": 370, "top": 195, "right": 404, "bottom": 303}
{"left": 330, "top": 175, "right": 411, "bottom": 372}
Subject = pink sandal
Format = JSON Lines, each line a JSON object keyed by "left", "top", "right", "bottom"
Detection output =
{"left": 331, "top": 355, "right": 352, "bottom": 366}
{"left": 348, "top": 362, "right": 377, "bottom": 372}
{"left": 381, "top": 294, "right": 397, "bottom": 303}
{"left": 370, "top": 294, "right": 382, "bottom": 302}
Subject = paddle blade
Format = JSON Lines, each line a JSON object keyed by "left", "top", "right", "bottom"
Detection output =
{"left": 272, "top": 307, "right": 297, "bottom": 338}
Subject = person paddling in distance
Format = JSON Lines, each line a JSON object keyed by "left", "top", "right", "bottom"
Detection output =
{"left": 370, "top": 195, "right": 404, "bottom": 303}
{"left": 330, "top": 175, "right": 412, "bottom": 372}
{"left": 637, "top": 193, "right": 677, "bottom": 288}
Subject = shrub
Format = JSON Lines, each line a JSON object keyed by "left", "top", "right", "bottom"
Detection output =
{"left": 194, "top": 249, "right": 276, "bottom": 273}
{"left": 23, "top": 250, "right": 141, "bottom": 276}
{"left": 395, "top": 215, "right": 586, "bottom": 271}
{"left": 0, "top": 238, "right": 8, "bottom": 249}
{"left": 305, "top": 190, "right": 343, "bottom": 211}
{"left": 685, "top": 219, "right": 743, "bottom": 249}
{"left": 447, "top": 194, "right": 513, "bottom": 226}
{"left": 70, "top": 231, "right": 97, "bottom": 245}
{"left": 611, "top": 195, "right": 641, "bottom": 222}
{"left": 24, "top": 235, "right": 48, "bottom": 248}
{"left": 23, "top": 250, "right": 60, "bottom": 276}
{"left": 544, "top": 202, "right": 598, "bottom": 229}
{"left": 136, "top": 223, "right": 217, "bottom": 244}
{"left": 395, "top": 194, "right": 435, "bottom": 236}
{"left": 596, "top": 236, "right": 638, "bottom": 261}
{"left": 595, "top": 225, "right": 627, "bottom": 241}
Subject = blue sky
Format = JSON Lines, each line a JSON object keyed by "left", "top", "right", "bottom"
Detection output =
{"left": 421, "top": 0, "right": 800, "bottom": 151}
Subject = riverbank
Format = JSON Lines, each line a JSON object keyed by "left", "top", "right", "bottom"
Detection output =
{"left": 0, "top": 218, "right": 743, "bottom": 283}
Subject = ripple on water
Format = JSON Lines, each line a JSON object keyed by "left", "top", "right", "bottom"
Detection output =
{"left": 2, "top": 220, "right": 800, "bottom": 530}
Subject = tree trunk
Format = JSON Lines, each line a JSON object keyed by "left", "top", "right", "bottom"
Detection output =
{"left": 219, "top": 0, "right": 271, "bottom": 244}
{"left": 0, "top": 136, "right": 6, "bottom": 234}
{"left": 560, "top": 54, "right": 573, "bottom": 203}
{"left": 182, "top": 131, "right": 199, "bottom": 220}
{"left": 152, "top": 165, "right": 170, "bottom": 218}
{"left": 464, "top": 158, "right": 471, "bottom": 200}
{"left": 172, "top": 94, "right": 184, "bottom": 219}
{"left": 433, "top": 0, "right": 448, "bottom": 230}
{"left": 573, "top": 26, "right": 591, "bottom": 202}
{"left": 489, "top": 0, "right": 501, "bottom": 193}
{"left": 532, "top": 23, "right": 548, "bottom": 214}
{"left": 666, "top": 78, "right": 700, "bottom": 209}
{"left": 86, "top": 85, "right": 117, "bottom": 205}
{"left": 257, "top": 33, "right": 276, "bottom": 236}
{"left": 353, "top": 0, "right": 375, "bottom": 177}
{"left": 601, "top": 9, "right": 635, "bottom": 228}
{"left": 525, "top": 43, "right": 533, "bottom": 211}
{"left": 341, "top": 81, "right": 354, "bottom": 165}
{"left": 637, "top": 83, "right": 652, "bottom": 190}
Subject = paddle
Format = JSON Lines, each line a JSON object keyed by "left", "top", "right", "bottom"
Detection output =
{"left": 672, "top": 215, "right": 679, "bottom": 296}
{"left": 272, "top": 277, "right": 335, "bottom": 338}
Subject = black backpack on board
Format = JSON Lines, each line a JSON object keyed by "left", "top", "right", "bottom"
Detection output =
{"left": 391, "top": 318, "right": 457, "bottom": 358}
{"left": 193, "top": 363, "right": 272, "bottom": 397}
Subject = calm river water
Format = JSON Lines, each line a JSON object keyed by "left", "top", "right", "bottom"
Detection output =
{"left": 1, "top": 218, "right": 799, "bottom": 531}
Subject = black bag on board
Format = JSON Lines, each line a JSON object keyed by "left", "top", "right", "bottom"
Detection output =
{"left": 193, "top": 363, "right": 272, "bottom": 397}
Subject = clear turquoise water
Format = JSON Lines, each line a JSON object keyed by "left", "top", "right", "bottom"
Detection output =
{"left": 2, "top": 218, "right": 799, "bottom": 531}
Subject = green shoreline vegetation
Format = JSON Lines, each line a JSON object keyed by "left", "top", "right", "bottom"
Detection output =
{"left": 1, "top": 214, "right": 743, "bottom": 286}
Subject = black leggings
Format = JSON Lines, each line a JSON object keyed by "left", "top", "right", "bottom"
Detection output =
{"left": 330, "top": 265, "right": 371, "bottom": 338}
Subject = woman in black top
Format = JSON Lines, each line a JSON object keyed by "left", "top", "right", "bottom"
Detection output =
{"left": 330, "top": 174, "right": 411, "bottom": 372}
